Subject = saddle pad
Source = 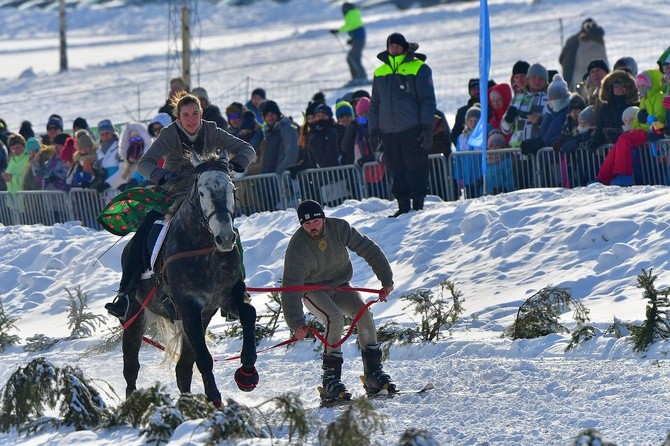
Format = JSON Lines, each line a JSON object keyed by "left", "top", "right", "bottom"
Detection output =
{"left": 147, "top": 219, "right": 171, "bottom": 272}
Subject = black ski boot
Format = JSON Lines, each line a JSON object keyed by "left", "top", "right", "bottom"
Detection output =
{"left": 412, "top": 195, "right": 425, "bottom": 211}
{"left": 320, "top": 352, "right": 351, "bottom": 405}
{"left": 105, "top": 292, "right": 130, "bottom": 319}
{"left": 389, "top": 198, "right": 411, "bottom": 218}
{"left": 361, "top": 343, "right": 396, "bottom": 395}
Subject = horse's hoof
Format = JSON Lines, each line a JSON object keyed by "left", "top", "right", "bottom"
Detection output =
{"left": 234, "top": 365, "right": 259, "bottom": 392}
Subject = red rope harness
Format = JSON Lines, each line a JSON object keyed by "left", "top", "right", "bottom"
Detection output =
{"left": 129, "top": 284, "right": 384, "bottom": 361}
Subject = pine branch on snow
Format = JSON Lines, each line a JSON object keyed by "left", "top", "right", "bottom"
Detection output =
{"left": 0, "top": 301, "right": 20, "bottom": 352}
{"left": 629, "top": 268, "right": 670, "bottom": 353}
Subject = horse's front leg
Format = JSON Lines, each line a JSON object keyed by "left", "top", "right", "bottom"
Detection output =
{"left": 122, "top": 300, "right": 146, "bottom": 398}
{"left": 232, "top": 279, "right": 259, "bottom": 392}
{"left": 180, "top": 296, "right": 221, "bottom": 406}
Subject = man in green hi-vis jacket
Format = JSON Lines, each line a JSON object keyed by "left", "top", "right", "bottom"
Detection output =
{"left": 330, "top": 2, "right": 367, "bottom": 86}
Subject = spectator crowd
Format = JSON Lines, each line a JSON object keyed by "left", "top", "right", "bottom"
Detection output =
{"left": 2, "top": 21, "right": 670, "bottom": 222}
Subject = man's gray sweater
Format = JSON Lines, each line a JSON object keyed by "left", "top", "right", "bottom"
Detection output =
{"left": 281, "top": 217, "right": 394, "bottom": 332}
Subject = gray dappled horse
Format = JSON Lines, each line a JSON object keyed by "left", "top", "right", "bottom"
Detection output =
{"left": 121, "top": 153, "right": 258, "bottom": 407}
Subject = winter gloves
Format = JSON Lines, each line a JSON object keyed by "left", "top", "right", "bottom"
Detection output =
{"left": 158, "top": 170, "right": 181, "bottom": 186}
{"left": 229, "top": 161, "right": 245, "bottom": 173}
{"left": 504, "top": 106, "right": 519, "bottom": 124}
{"left": 520, "top": 137, "right": 543, "bottom": 156}
{"left": 369, "top": 129, "right": 381, "bottom": 152}
{"left": 637, "top": 108, "right": 649, "bottom": 124}
{"left": 418, "top": 126, "right": 433, "bottom": 151}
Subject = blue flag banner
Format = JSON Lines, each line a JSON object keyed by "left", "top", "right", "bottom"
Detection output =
{"left": 467, "top": 0, "right": 490, "bottom": 178}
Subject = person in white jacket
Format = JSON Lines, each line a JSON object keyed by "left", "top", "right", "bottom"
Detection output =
{"left": 95, "top": 119, "right": 121, "bottom": 192}
{"left": 105, "top": 122, "right": 152, "bottom": 191}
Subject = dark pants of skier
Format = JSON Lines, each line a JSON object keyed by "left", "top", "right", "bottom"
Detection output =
{"left": 383, "top": 125, "right": 430, "bottom": 203}
{"left": 347, "top": 37, "right": 366, "bottom": 81}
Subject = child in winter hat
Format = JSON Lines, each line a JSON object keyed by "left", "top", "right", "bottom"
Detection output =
{"left": 97, "top": 119, "right": 116, "bottom": 135}
{"left": 465, "top": 105, "right": 481, "bottom": 127}
{"left": 487, "top": 131, "right": 507, "bottom": 150}
{"left": 578, "top": 106, "right": 597, "bottom": 133}
{"left": 621, "top": 106, "right": 639, "bottom": 132}
{"left": 239, "top": 111, "right": 258, "bottom": 132}
{"left": 547, "top": 74, "right": 570, "bottom": 111}
{"left": 314, "top": 103, "right": 333, "bottom": 119}
{"left": 25, "top": 137, "right": 42, "bottom": 153}
{"left": 335, "top": 101, "right": 354, "bottom": 119}
{"left": 355, "top": 97, "right": 371, "bottom": 116}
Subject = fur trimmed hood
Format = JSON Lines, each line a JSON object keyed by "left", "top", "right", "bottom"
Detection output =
{"left": 599, "top": 70, "right": 638, "bottom": 105}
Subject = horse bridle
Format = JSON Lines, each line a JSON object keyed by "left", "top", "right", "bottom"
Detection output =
{"left": 187, "top": 167, "right": 235, "bottom": 234}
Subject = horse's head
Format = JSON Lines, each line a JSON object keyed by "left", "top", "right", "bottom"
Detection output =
{"left": 191, "top": 152, "right": 237, "bottom": 252}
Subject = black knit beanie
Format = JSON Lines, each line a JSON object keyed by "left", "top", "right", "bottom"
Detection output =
{"left": 297, "top": 200, "right": 325, "bottom": 224}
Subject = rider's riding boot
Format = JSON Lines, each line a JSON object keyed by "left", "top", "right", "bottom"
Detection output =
{"left": 321, "top": 352, "right": 351, "bottom": 403}
{"left": 105, "top": 291, "right": 130, "bottom": 319}
{"left": 361, "top": 343, "right": 396, "bottom": 395}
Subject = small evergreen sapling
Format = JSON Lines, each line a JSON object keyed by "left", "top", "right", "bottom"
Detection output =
{"left": 0, "top": 301, "right": 20, "bottom": 352}
{"left": 140, "top": 404, "right": 185, "bottom": 445}
{"left": 0, "top": 357, "right": 107, "bottom": 433}
{"left": 378, "top": 279, "right": 464, "bottom": 349}
{"left": 506, "top": 286, "right": 590, "bottom": 340}
{"left": 398, "top": 427, "right": 439, "bottom": 446}
{"left": 629, "top": 268, "right": 670, "bottom": 353}
{"left": 256, "top": 392, "right": 311, "bottom": 443}
{"left": 23, "top": 334, "right": 60, "bottom": 352}
{"left": 317, "top": 397, "right": 385, "bottom": 446}
{"left": 106, "top": 383, "right": 173, "bottom": 428}
{"left": 200, "top": 399, "right": 266, "bottom": 445}
{"left": 65, "top": 286, "right": 107, "bottom": 338}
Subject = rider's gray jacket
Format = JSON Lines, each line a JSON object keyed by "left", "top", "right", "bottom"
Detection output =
{"left": 138, "top": 120, "right": 256, "bottom": 185}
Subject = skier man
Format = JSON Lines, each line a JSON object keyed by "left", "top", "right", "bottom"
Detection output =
{"left": 280, "top": 199, "right": 396, "bottom": 405}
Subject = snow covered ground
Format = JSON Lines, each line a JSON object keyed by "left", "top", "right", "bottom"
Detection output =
{"left": 2, "top": 0, "right": 670, "bottom": 444}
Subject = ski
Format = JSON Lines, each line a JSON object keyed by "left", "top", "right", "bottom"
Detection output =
{"left": 318, "top": 382, "right": 435, "bottom": 408}
{"left": 359, "top": 376, "right": 435, "bottom": 399}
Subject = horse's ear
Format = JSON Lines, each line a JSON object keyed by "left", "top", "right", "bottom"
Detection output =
{"left": 191, "top": 150, "right": 203, "bottom": 167}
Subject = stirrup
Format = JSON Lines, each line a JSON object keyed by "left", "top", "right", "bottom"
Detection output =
{"left": 105, "top": 292, "right": 130, "bottom": 319}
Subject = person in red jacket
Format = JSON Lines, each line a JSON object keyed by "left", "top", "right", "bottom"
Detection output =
{"left": 596, "top": 106, "right": 647, "bottom": 186}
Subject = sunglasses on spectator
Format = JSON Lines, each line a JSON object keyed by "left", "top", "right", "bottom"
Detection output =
{"left": 227, "top": 114, "right": 240, "bottom": 120}
{"left": 129, "top": 136, "right": 143, "bottom": 142}
{"left": 47, "top": 126, "right": 60, "bottom": 131}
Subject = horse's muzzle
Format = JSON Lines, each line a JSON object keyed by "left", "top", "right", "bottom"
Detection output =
{"left": 214, "top": 230, "right": 237, "bottom": 252}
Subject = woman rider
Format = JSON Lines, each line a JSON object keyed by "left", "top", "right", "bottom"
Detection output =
{"left": 105, "top": 92, "right": 256, "bottom": 319}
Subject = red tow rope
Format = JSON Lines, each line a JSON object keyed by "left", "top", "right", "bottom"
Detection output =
{"left": 129, "top": 285, "right": 384, "bottom": 361}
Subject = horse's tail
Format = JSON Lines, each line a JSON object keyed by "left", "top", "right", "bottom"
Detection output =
{"left": 145, "top": 312, "right": 183, "bottom": 363}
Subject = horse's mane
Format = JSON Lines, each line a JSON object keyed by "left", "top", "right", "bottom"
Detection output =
{"left": 168, "top": 154, "right": 231, "bottom": 213}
